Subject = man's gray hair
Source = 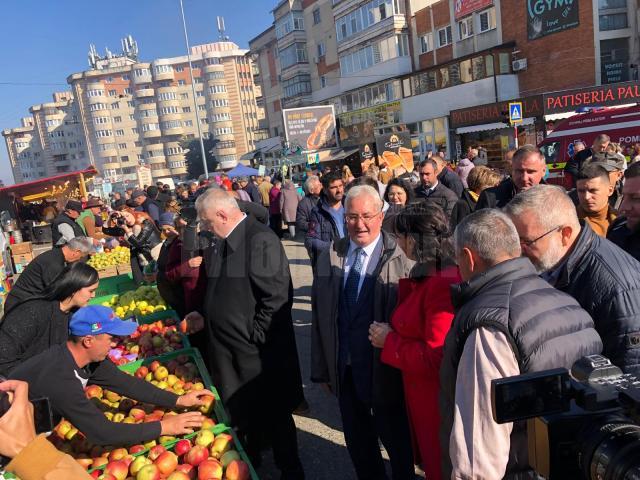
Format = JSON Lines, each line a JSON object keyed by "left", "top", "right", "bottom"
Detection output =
{"left": 304, "top": 175, "right": 320, "bottom": 193}
{"left": 66, "top": 236, "right": 94, "bottom": 253}
{"left": 454, "top": 209, "right": 521, "bottom": 264}
{"left": 195, "top": 187, "right": 240, "bottom": 214}
{"left": 503, "top": 184, "right": 580, "bottom": 231}
{"left": 513, "top": 144, "right": 545, "bottom": 165}
{"left": 345, "top": 185, "right": 382, "bottom": 211}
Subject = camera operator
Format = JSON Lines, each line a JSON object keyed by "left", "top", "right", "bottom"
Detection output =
{"left": 440, "top": 209, "right": 602, "bottom": 479}
{"left": 0, "top": 379, "right": 91, "bottom": 479}
{"left": 9, "top": 306, "right": 211, "bottom": 447}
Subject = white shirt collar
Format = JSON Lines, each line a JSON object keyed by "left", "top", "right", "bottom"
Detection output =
{"left": 347, "top": 233, "right": 381, "bottom": 259}
{"left": 224, "top": 213, "right": 247, "bottom": 239}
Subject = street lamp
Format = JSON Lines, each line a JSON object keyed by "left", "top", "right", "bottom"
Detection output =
{"left": 178, "top": 0, "right": 209, "bottom": 179}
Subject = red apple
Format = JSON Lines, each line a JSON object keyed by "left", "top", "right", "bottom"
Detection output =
{"left": 196, "top": 459, "right": 222, "bottom": 480}
{"left": 129, "top": 407, "right": 146, "bottom": 421}
{"left": 201, "top": 418, "right": 216, "bottom": 430}
{"left": 98, "top": 474, "right": 116, "bottom": 480}
{"left": 198, "top": 395, "right": 215, "bottom": 415}
{"left": 175, "top": 463, "right": 196, "bottom": 479}
{"left": 184, "top": 445, "right": 208, "bottom": 467}
{"left": 129, "top": 445, "right": 146, "bottom": 455}
{"left": 174, "top": 439, "right": 192, "bottom": 457}
{"left": 136, "top": 464, "right": 161, "bottom": 480}
{"left": 147, "top": 444, "right": 166, "bottom": 461}
{"left": 92, "top": 456, "right": 109, "bottom": 469}
{"left": 167, "top": 471, "right": 192, "bottom": 480}
{"left": 225, "top": 460, "right": 250, "bottom": 480}
{"left": 108, "top": 448, "right": 128, "bottom": 461}
{"left": 105, "top": 460, "right": 129, "bottom": 480}
{"left": 149, "top": 360, "right": 161, "bottom": 372}
{"left": 85, "top": 385, "right": 103, "bottom": 399}
{"left": 210, "top": 433, "right": 232, "bottom": 459}
{"left": 154, "top": 451, "right": 178, "bottom": 475}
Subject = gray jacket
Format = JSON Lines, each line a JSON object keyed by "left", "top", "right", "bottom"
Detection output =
{"left": 310, "top": 231, "right": 414, "bottom": 403}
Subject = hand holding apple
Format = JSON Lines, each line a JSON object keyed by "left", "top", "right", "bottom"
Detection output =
{"left": 175, "top": 389, "right": 215, "bottom": 409}
{"left": 160, "top": 411, "right": 205, "bottom": 436}
{"left": 181, "top": 311, "right": 205, "bottom": 334}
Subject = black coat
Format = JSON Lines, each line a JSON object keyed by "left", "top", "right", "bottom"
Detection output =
{"left": 475, "top": 177, "right": 517, "bottom": 210}
{"left": 450, "top": 190, "right": 477, "bottom": 227}
{"left": 413, "top": 182, "right": 458, "bottom": 217}
{"left": 438, "top": 168, "right": 464, "bottom": 198}
{"left": 607, "top": 217, "right": 640, "bottom": 263}
{"left": 202, "top": 215, "right": 303, "bottom": 430}
{"left": 296, "top": 194, "right": 320, "bottom": 235}
{"left": 552, "top": 223, "right": 640, "bottom": 374}
{"left": 4, "top": 248, "right": 66, "bottom": 312}
{"left": 564, "top": 148, "right": 593, "bottom": 186}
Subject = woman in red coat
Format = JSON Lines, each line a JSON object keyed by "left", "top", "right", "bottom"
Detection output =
{"left": 369, "top": 204, "right": 460, "bottom": 480}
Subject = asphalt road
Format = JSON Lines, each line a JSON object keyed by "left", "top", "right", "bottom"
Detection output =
{"left": 254, "top": 239, "right": 359, "bottom": 480}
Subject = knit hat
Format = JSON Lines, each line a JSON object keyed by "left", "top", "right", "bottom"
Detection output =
{"left": 159, "top": 212, "right": 175, "bottom": 227}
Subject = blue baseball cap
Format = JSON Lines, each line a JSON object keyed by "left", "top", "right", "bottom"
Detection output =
{"left": 69, "top": 305, "right": 137, "bottom": 337}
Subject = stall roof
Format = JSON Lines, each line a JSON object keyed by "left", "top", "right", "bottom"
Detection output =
{"left": 325, "top": 147, "right": 360, "bottom": 161}
{"left": 455, "top": 117, "right": 535, "bottom": 134}
{"left": 0, "top": 166, "right": 98, "bottom": 199}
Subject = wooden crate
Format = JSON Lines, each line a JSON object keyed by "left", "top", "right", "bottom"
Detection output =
{"left": 98, "top": 266, "right": 119, "bottom": 279}
{"left": 117, "top": 264, "right": 132, "bottom": 275}
{"left": 9, "top": 242, "right": 33, "bottom": 255}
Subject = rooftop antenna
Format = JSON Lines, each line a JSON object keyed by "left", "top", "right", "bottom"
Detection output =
{"left": 217, "top": 16, "right": 229, "bottom": 41}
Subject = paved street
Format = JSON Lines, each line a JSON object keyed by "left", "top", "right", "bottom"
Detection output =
{"left": 254, "top": 239, "right": 358, "bottom": 479}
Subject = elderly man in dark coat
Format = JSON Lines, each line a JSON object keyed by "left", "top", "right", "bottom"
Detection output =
{"left": 184, "top": 188, "right": 304, "bottom": 478}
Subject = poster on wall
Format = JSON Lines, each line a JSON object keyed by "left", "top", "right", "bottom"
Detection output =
{"left": 454, "top": 0, "right": 493, "bottom": 20}
{"left": 527, "top": 0, "right": 579, "bottom": 40}
{"left": 375, "top": 131, "right": 413, "bottom": 173}
{"left": 283, "top": 105, "right": 337, "bottom": 151}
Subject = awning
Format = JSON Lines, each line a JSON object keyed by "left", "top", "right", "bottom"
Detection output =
{"left": 455, "top": 117, "right": 535, "bottom": 134}
{"left": 325, "top": 147, "right": 360, "bottom": 162}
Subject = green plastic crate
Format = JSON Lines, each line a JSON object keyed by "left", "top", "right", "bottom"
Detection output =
{"left": 88, "top": 424, "right": 259, "bottom": 480}
{"left": 119, "top": 347, "right": 228, "bottom": 425}
{"left": 135, "top": 310, "right": 191, "bottom": 349}
{"left": 94, "top": 273, "right": 137, "bottom": 298}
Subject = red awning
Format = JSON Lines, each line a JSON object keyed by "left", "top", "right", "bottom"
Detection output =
{"left": 0, "top": 166, "right": 98, "bottom": 197}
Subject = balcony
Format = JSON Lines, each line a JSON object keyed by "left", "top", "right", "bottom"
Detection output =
{"left": 142, "top": 129, "right": 162, "bottom": 139}
{"left": 161, "top": 125, "right": 184, "bottom": 136}
{"left": 337, "top": 15, "right": 408, "bottom": 54}
{"left": 132, "top": 64, "right": 153, "bottom": 84}
{"left": 143, "top": 142, "right": 164, "bottom": 153}
{"left": 170, "top": 166, "right": 188, "bottom": 176}
{"left": 136, "top": 88, "right": 155, "bottom": 98}
{"left": 151, "top": 168, "right": 172, "bottom": 178}
{"left": 153, "top": 65, "right": 175, "bottom": 82}
{"left": 97, "top": 145, "right": 118, "bottom": 158}
{"left": 158, "top": 112, "right": 182, "bottom": 122}
{"left": 149, "top": 156, "right": 167, "bottom": 165}
{"left": 205, "top": 64, "right": 224, "bottom": 74}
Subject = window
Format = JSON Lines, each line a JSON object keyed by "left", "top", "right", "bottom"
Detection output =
{"left": 94, "top": 117, "right": 110, "bottom": 125}
{"left": 599, "top": 0, "right": 627, "bottom": 8}
{"left": 134, "top": 68, "right": 150, "bottom": 77}
{"left": 131, "top": 127, "right": 139, "bottom": 134}
{"left": 339, "top": 35, "right": 409, "bottom": 76}
{"left": 282, "top": 74, "right": 311, "bottom": 99}
{"left": 207, "top": 71, "right": 225, "bottom": 80}
{"left": 599, "top": 13, "right": 628, "bottom": 30}
{"left": 124, "top": 88, "right": 132, "bottom": 95}
{"left": 600, "top": 38, "right": 630, "bottom": 83}
{"left": 320, "top": 75, "right": 327, "bottom": 88}
{"left": 210, "top": 99, "right": 229, "bottom": 107}
{"left": 279, "top": 42, "right": 308, "bottom": 69}
{"left": 115, "top": 129, "right": 125, "bottom": 136}
{"left": 196, "top": 91, "right": 204, "bottom": 97}
{"left": 111, "top": 102, "right": 120, "bottom": 109}
{"left": 180, "top": 93, "right": 189, "bottom": 99}
{"left": 458, "top": 16, "right": 474, "bottom": 39}
{"left": 122, "top": 74, "right": 130, "bottom": 80}
{"left": 134, "top": 141, "right": 142, "bottom": 147}
{"left": 420, "top": 32, "right": 433, "bottom": 53}
{"left": 155, "top": 65, "right": 173, "bottom": 74}
{"left": 108, "top": 89, "right": 117, "bottom": 97}
{"left": 118, "top": 143, "right": 127, "bottom": 149}
{"left": 208, "top": 85, "right": 227, "bottom": 94}
{"left": 182, "top": 106, "right": 191, "bottom": 113}
{"left": 437, "top": 26, "right": 452, "bottom": 47}
{"left": 211, "top": 113, "right": 231, "bottom": 122}
{"left": 275, "top": 11, "right": 305, "bottom": 38}
{"left": 87, "top": 89, "right": 104, "bottom": 97}
{"left": 141, "top": 123, "right": 160, "bottom": 132}
{"left": 313, "top": 8, "right": 321, "bottom": 24}
{"left": 198, "top": 104, "right": 207, "bottom": 111}
{"left": 140, "top": 109, "right": 157, "bottom": 118}
{"left": 127, "top": 101, "right": 135, "bottom": 107}
{"left": 161, "top": 120, "right": 183, "bottom": 129}
{"left": 95, "top": 130, "right": 112, "bottom": 138}
{"left": 178, "top": 79, "right": 186, "bottom": 86}
{"left": 160, "top": 106, "right": 180, "bottom": 114}
{"left": 113, "top": 116, "right": 122, "bottom": 123}
{"left": 175, "top": 66, "right": 185, "bottom": 72}
{"left": 317, "top": 42, "right": 326, "bottom": 58}
{"left": 89, "top": 103, "right": 107, "bottom": 111}
{"left": 158, "top": 92, "right": 177, "bottom": 101}
{"left": 478, "top": 8, "right": 496, "bottom": 33}
{"left": 213, "top": 127, "right": 233, "bottom": 135}
{"left": 184, "top": 120, "right": 194, "bottom": 127}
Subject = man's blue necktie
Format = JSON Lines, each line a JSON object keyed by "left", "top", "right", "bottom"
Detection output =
{"left": 344, "top": 247, "right": 365, "bottom": 306}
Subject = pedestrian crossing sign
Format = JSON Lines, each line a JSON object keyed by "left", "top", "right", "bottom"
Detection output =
{"left": 509, "top": 102, "right": 523, "bottom": 125}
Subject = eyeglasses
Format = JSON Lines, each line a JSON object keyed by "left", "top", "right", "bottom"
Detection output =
{"left": 519, "top": 226, "right": 561, "bottom": 247}
{"left": 345, "top": 211, "right": 382, "bottom": 224}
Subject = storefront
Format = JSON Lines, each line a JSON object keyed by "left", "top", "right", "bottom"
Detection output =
{"left": 449, "top": 95, "right": 545, "bottom": 165}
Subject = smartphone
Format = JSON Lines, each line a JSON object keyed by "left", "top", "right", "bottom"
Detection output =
{"left": 0, "top": 390, "right": 54, "bottom": 434}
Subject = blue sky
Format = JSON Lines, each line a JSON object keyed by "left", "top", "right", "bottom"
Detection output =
{"left": 0, "top": 0, "right": 272, "bottom": 185}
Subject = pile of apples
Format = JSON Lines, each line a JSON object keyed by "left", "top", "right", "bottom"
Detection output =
{"left": 87, "top": 246, "right": 131, "bottom": 271}
{"left": 109, "top": 320, "right": 186, "bottom": 364}
{"left": 102, "top": 286, "right": 167, "bottom": 318}
{"left": 92, "top": 429, "right": 250, "bottom": 479}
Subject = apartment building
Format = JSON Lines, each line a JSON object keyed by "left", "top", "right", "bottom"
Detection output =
{"left": 4, "top": 36, "right": 264, "bottom": 185}
{"left": 2, "top": 92, "right": 88, "bottom": 184}
{"left": 251, "top": 0, "right": 639, "bottom": 164}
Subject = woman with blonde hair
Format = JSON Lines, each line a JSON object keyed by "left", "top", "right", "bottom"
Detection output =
{"left": 451, "top": 166, "right": 502, "bottom": 226}
{"left": 341, "top": 165, "right": 355, "bottom": 184}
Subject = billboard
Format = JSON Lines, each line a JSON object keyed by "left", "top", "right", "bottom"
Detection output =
{"left": 454, "top": 0, "right": 493, "bottom": 20}
{"left": 375, "top": 131, "right": 413, "bottom": 173}
{"left": 283, "top": 105, "right": 337, "bottom": 151}
{"left": 527, "top": 0, "right": 579, "bottom": 40}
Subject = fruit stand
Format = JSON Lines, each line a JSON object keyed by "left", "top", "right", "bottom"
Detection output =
{"left": 49, "top": 282, "right": 258, "bottom": 480}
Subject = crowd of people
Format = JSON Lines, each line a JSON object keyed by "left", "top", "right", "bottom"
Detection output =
{"left": 0, "top": 136, "right": 639, "bottom": 479}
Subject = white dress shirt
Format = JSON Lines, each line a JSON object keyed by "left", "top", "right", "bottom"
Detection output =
{"left": 343, "top": 234, "right": 381, "bottom": 297}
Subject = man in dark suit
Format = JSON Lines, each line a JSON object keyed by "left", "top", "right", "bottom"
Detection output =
{"left": 564, "top": 134, "right": 610, "bottom": 187}
{"left": 311, "top": 185, "right": 415, "bottom": 480}
{"left": 185, "top": 189, "right": 305, "bottom": 479}
{"left": 414, "top": 159, "right": 458, "bottom": 217}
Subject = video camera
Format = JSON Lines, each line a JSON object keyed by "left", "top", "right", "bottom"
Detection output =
{"left": 491, "top": 355, "right": 640, "bottom": 479}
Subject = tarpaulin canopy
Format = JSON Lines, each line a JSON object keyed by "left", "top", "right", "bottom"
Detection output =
{"left": 225, "top": 164, "right": 260, "bottom": 178}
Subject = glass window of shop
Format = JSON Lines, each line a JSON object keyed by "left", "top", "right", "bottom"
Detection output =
{"left": 407, "top": 53, "right": 507, "bottom": 97}
{"left": 334, "top": 80, "right": 402, "bottom": 115}
{"left": 405, "top": 117, "right": 449, "bottom": 160}
{"left": 600, "top": 38, "right": 630, "bottom": 84}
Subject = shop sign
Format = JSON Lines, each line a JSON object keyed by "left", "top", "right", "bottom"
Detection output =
{"left": 338, "top": 101, "right": 401, "bottom": 147}
{"left": 455, "top": 0, "right": 493, "bottom": 20}
{"left": 602, "top": 61, "right": 629, "bottom": 84}
{"left": 543, "top": 81, "right": 640, "bottom": 114}
{"left": 283, "top": 105, "right": 337, "bottom": 152}
{"left": 360, "top": 142, "right": 377, "bottom": 173}
{"left": 375, "top": 131, "right": 413, "bottom": 172}
{"left": 450, "top": 96, "right": 543, "bottom": 128}
{"left": 527, "top": 0, "right": 579, "bottom": 40}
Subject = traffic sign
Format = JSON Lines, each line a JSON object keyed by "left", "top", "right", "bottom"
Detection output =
{"left": 509, "top": 102, "right": 523, "bottom": 125}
